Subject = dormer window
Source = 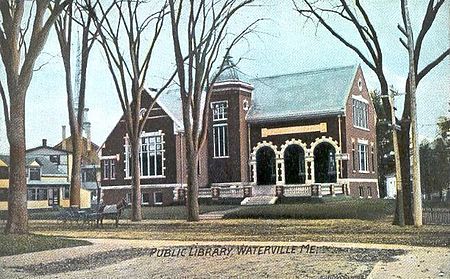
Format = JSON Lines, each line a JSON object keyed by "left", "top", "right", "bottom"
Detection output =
{"left": 29, "top": 167, "right": 41, "bottom": 181}
{"left": 211, "top": 101, "right": 228, "bottom": 121}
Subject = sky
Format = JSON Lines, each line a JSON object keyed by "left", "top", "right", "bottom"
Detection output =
{"left": 0, "top": 0, "right": 449, "bottom": 154}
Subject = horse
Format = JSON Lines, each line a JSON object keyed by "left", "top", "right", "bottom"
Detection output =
{"left": 97, "top": 198, "right": 128, "bottom": 228}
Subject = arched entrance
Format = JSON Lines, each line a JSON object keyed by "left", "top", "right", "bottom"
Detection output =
{"left": 284, "top": 145, "right": 305, "bottom": 184}
{"left": 314, "top": 142, "right": 337, "bottom": 183}
{"left": 256, "top": 146, "right": 276, "bottom": 185}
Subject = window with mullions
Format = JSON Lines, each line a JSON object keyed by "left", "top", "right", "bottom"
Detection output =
{"left": 125, "top": 132, "right": 165, "bottom": 178}
{"left": 352, "top": 99, "right": 369, "bottom": 129}
{"left": 358, "top": 143, "right": 368, "bottom": 172}
{"left": 213, "top": 124, "right": 229, "bottom": 158}
{"left": 212, "top": 101, "right": 228, "bottom": 121}
{"left": 102, "top": 159, "right": 116, "bottom": 180}
{"left": 27, "top": 188, "right": 48, "bottom": 201}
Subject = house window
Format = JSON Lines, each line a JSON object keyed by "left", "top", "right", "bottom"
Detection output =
{"left": 27, "top": 188, "right": 48, "bottom": 201}
{"left": 211, "top": 101, "right": 228, "bottom": 121}
{"left": 213, "top": 124, "right": 229, "bottom": 158}
{"left": 102, "top": 159, "right": 116, "bottom": 180}
{"left": 358, "top": 144, "right": 368, "bottom": 172}
{"left": 0, "top": 189, "right": 7, "bottom": 201}
{"left": 49, "top": 155, "right": 60, "bottom": 164}
{"left": 367, "top": 186, "right": 372, "bottom": 198}
{"left": 359, "top": 186, "right": 364, "bottom": 198}
{"left": 29, "top": 167, "right": 41, "bottom": 181}
{"left": 64, "top": 186, "right": 70, "bottom": 199}
{"left": 352, "top": 99, "right": 369, "bottom": 129}
{"left": 154, "top": 192, "right": 163, "bottom": 205}
{"left": 142, "top": 193, "right": 150, "bottom": 205}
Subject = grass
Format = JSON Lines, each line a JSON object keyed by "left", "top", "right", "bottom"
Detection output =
{"left": 121, "top": 204, "right": 237, "bottom": 220}
{"left": 0, "top": 233, "right": 91, "bottom": 257}
{"left": 13, "top": 218, "right": 450, "bottom": 248}
{"left": 224, "top": 198, "right": 395, "bottom": 220}
{"left": 0, "top": 205, "right": 237, "bottom": 221}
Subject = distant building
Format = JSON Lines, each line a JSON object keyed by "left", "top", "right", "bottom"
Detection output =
{"left": 100, "top": 64, "right": 378, "bottom": 205}
{"left": 0, "top": 138, "right": 93, "bottom": 210}
{"left": 54, "top": 127, "right": 101, "bottom": 203}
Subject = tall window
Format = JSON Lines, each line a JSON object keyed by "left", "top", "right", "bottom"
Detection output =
{"left": 125, "top": 132, "right": 165, "bottom": 178}
{"left": 102, "top": 159, "right": 116, "bottom": 180}
{"left": 351, "top": 142, "right": 356, "bottom": 172}
{"left": 358, "top": 143, "right": 368, "bottom": 172}
{"left": 352, "top": 99, "right": 369, "bottom": 129}
{"left": 371, "top": 145, "right": 375, "bottom": 172}
{"left": 213, "top": 124, "right": 229, "bottom": 158}
{"left": 212, "top": 101, "right": 228, "bottom": 121}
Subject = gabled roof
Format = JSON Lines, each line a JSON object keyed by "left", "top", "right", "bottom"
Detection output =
{"left": 33, "top": 157, "right": 65, "bottom": 175}
{"left": 26, "top": 145, "right": 70, "bottom": 155}
{"left": 0, "top": 155, "right": 10, "bottom": 166}
{"left": 149, "top": 89, "right": 184, "bottom": 132}
{"left": 246, "top": 65, "right": 358, "bottom": 123}
{"left": 54, "top": 136, "right": 99, "bottom": 153}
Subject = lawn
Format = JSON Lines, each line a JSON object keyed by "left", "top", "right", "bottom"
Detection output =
{"left": 0, "top": 204, "right": 237, "bottom": 221}
{"left": 0, "top": 233, "right": 91, "bottom": 257}
{"left": 19, "top": 218, "right": 450, "bottom": 248}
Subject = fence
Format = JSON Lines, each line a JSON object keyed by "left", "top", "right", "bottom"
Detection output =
{"left": 422, "top": 208, "right": 450, "bottom": 225}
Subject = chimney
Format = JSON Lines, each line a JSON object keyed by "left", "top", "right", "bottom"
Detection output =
{"left": 62, "top": 125, "right": 67, "bottom": 150}
{"left": 83, "top": 108, "right": 91, "bottom": 151}
{"left": 85, "top": 122, "right": 92, "bottom": 151}
{"left": 42, "top": 139, "right": 47, "bottom": 147}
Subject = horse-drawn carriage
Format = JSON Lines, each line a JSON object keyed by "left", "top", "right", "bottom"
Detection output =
{"left": 57, "top": 198, "right": 128, "bottom": 228}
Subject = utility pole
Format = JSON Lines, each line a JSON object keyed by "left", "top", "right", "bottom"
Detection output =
{"left": 402, "top": 0, "right": 423, "bottom": 227}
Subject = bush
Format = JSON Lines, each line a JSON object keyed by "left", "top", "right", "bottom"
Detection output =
{"left": 224, "top": 198, "right": 395, "bottom": 220}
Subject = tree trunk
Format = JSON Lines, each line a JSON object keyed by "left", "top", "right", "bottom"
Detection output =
{"left": 398, "top": 127, "right": 414, "bottom": 224}
{"left": 185, "top": 135, "right": 200, "bottom": 222}
{"left": 69, "top": 131, "right": 82, "bottom": 208}
{"left": 130, "top": 138, "right": 142, "bottom": 221}
{"left": 5, "top": 94, "right": 28, "bottom": 234}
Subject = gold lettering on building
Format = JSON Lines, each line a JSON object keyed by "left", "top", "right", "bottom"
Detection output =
{"left": 261, "top": 123, "right": 327, "bottom": 137}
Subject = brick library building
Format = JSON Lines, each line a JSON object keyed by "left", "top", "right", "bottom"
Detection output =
{"left": 100, "top": 63, "right": 378, "bottom": 206}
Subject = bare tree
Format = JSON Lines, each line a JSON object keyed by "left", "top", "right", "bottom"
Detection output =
{"left": 399, "top": 0, "right": 422, "bottom": 227}
{"left": 54, "top": 0, "right": 98, "bottom": 208}
{"left": 168, "top": 0, "right": 260, "bottom": 221}
{"left": 88, "top": 0, "right": 175, "bottom": 221}
{"left": 294, "top": 0, "right": 449, "bottom": 225}
{"left": 0, "top": 0, "right": 70, "bottom": 234}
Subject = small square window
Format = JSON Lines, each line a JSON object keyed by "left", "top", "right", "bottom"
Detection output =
{"left": 154, "top": 192, "right": 163, "bottom": 205}
{"left": 142, "top": 193, "right": 151, "bottom": 205}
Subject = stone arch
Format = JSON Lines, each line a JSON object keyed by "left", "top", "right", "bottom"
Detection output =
{"left": 310, "top": 136, "right": 341, "bottom": 154}
{"left": 309, "top": 136, "right": 341, "bottom": 184}
{"left": 280, "top": 139, "right": 308, "bottom": 185}
{"left": 251, "top": 141, "right": 279, "bottom": 161}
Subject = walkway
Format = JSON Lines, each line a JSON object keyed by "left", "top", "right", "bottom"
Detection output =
{"left": 1, "top": 239, "right": 449, "bottom": 278}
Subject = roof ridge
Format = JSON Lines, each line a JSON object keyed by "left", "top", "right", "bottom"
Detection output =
{"left": 251, "top": 64, "right": 357, "bottom": 81}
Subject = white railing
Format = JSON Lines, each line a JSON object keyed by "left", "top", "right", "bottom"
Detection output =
{"left": 198, "top": 188, "right": 212, "bottom": 198}
{"left": 283, "top": 185, "right": 312, "bottom": 197}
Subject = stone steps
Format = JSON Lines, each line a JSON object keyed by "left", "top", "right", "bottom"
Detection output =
{"left": 240, "top": 196, "right": 278, "bottom": 206}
